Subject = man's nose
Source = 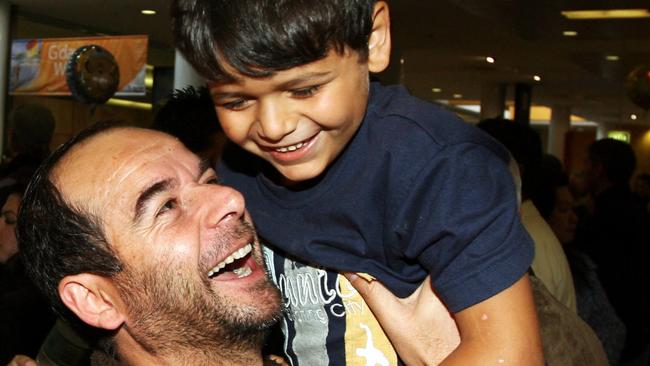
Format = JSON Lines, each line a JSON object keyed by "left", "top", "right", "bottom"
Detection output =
{"left": 199, "top": 184, "right": 246, "bottom": 228}
{"left": 256, "top": 100, "right": 296, "bottom": 142}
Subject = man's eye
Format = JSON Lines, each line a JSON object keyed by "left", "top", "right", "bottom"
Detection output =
{"left": 156, "top": 199, "right": 178, "bottom": 217}
{"left": 291, "top": 85, "right": 320, "bottom": 98}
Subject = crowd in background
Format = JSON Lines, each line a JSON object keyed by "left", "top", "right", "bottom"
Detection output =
{"left": 1, "top": 97, "right": 649, "bottom": 365}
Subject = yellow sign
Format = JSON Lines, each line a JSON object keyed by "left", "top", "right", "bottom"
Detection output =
{"left": 9, "top": 35, "right": 148, "bottom": 96}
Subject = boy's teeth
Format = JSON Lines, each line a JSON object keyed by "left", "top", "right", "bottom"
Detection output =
{"left": 275, "top": 141, "right": 305, "bottom": 152}
{"left": 207, "top": 243, "right": 253, "bottom": 277}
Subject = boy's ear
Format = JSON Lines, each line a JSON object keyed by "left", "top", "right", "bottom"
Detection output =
{"left": 367, "top": 1, "right": 391, "bottom": 73}
{"left": 59, "top": 273, "right": 126, "bottom": 331}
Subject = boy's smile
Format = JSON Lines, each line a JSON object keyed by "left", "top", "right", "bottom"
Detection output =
{"left": 209, "top": 49, "right": 372, "bottom": 184}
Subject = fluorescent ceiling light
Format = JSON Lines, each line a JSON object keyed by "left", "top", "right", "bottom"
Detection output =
{"left": 486, "top": 56, "right": 495, "bottom": 64}
{"left": 605, "top": 55, "right": 619, "bottom": 61}
{"left": 563, "top": 30, "right": 578, "bottom": 36}
{"left": 432, "top": 88, "right": 442, "bottom": 93}
{"left": 141, "top": 9, "right": 156, "bottom": 15}
{"left": 453, "top": 94, "right": 463, "bottom": 99}
{"left": 561, "top": 9, "right": 650, "bottom": 19}
{"left": 107, "top": 98, "right": 152, "bottom": 110}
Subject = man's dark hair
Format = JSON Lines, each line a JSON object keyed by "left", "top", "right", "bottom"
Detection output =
{"left": 152, "top": 86, "right": 221, "bottom": 153}
{"left": 17, "top": 121, "right": 125, "bottom": 328}
{"left": 530, "top": 154, "right": 569, "bottom": 219}
{"left": 171, "top": 0, "right": 377, "bottom": 82}
{"left": 588, "top": 138, "right": 637, "bottom": 185}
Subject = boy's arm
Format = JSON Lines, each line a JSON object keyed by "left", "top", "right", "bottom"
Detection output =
{"left": 441, "top": 274, "right": 543, "bottom": 365}
{"left": 346, "top": 273, "right": 543, "bottom": 366}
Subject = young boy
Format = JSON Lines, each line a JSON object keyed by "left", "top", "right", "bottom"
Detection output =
{"left": 171, "top": 1, "right": 543, "bottom": 364}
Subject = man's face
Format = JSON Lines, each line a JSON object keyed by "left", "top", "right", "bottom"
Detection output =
{"left": 209, "top": 48, "right": 370, "bottom": 184}
{"left": 54, "top": 128, "right": 281, "bottom": 350}
{"left": 0, "top": 193, "right": 20, "bottom": 263}
{"left": 548, "top": 186, "right": 578, "bottom": 245}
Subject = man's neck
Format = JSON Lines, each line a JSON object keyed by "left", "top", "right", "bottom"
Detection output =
{"left": 114, "top": 330, "right": 265, "bottom": 366}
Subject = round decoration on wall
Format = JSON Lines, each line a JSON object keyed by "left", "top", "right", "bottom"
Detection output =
{"left": 625, "top": 64, "right": 650, "bottom": 110}
{"left": 66, "top": 45, "right": 119, "bottom": 104}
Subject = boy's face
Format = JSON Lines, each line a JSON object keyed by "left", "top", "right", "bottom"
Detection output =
{"left": 209, "top": 49, "right": 371, "bottom": 184}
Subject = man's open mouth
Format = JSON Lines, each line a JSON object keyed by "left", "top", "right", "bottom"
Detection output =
{"left": 207, "top": 243, "right": 254, "bottom": 279}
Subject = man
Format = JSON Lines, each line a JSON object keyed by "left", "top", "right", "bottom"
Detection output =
{"left": 574, "top": 138, "right": 650, "bottom": 363}
{"left": 17, "top": 122, "right": 283, "bottom": 365}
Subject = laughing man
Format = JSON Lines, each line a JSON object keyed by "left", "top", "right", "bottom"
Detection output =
{"left": 17, "top": 122, "right": 283, "bottom": 365}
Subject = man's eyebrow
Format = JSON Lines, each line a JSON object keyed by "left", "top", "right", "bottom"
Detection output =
{"left": 133, "top": 179, "right": 173, "bottom": 224}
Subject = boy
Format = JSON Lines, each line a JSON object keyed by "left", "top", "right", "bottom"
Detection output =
{"left": 171, "top": 0, "right": 543, "bottom": 364}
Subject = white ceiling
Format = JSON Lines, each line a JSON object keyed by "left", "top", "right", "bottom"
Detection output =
{"left": 9, "top": 0, "right": 650, "bottom": 126}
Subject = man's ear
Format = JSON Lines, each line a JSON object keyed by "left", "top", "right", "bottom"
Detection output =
{"left": 367, "top": 1, "right": 391, "bottom": 73}
{"left": 59, "top": 274, "right": 125, "bottom": 330}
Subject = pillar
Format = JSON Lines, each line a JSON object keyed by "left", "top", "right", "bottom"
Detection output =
{"left": 514, "top": 83, "right": 532, "bottom": 125}
{"left": 480, "top": 83, "right": 506, "bottom": 120}
{"left": 173, "top": 50, "right": 204, "bottom": 90}
{"left": 0, "top": 0, "right": 12, "bottom": 154}
{"left": 597, "top": 123, "right": 610, "bottom": 140}
{"left": 548, "top": 106, "right": 571, "bottom": 160}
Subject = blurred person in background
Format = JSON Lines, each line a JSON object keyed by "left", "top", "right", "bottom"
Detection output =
{"left": 574, "top": 138, "right": 650, "bottom": 365}
{"left": 152, "top": 86, "right": 227, "bottom": 167}
{"left": 1, "top": 182, "right": 56, "bottom": 364}
{"left": 533, "top": 154, "right": 625, "bottom": 365}
{"left": 0, "top": 103, "right": 56, "bottom": 211}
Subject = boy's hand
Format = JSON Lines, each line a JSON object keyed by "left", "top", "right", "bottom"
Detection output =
{"left": 6, "top": 355, "right": 37, "bottom": 366}
{"left": 344, "top": 273, "right": 460, "bottom": 366}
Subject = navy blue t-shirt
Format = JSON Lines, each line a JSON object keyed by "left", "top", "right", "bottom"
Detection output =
{"left": 219, "top": 82, "right": 534, "bottom": 365}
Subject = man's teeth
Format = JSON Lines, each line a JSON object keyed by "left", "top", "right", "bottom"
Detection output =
{"left": 275, "top": 141, "right": 306, "bottom": 153}
{"left": 233, "top": 266, "right": 252, "bottom": 278}
{"left": 207, "top": 243, "right": 252, "bottom": 277}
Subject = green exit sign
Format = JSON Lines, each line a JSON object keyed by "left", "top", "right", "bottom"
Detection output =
{"left": 608, "top": 131, "right": 630, "bottom": 143}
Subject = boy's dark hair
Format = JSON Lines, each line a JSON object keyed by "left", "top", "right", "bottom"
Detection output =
{"left": 17, "top": 121, "right": 125, "bottom": 333}
{"left": 171, "top": 0, "right": 377, "bottom": 82}
{"left": 588, "top": 138, "right": 637, "bottom": 185}
{"left": 152, "top": 86, "right": 221, "bottom": 154}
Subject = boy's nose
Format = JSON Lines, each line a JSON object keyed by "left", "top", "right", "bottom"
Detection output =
{"left": 199, "top": 184, "right": 246, "bottom": 229}
{"left": 256, "top": 100, "right": 296, "bottom": 141}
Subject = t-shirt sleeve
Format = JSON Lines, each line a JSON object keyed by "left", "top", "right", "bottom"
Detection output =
{"left": 394, "top": 142, "right": 534, "bottom": 313}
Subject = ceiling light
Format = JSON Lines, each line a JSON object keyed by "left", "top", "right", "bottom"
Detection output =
{"left": 533, "top": 75, "right": 542, "bottom": 82}
{"left": 631, "top": 114, "right": 638, "bottom": 120}
{"left": 561, "top": 9, "right": 650, "bottom": 19}
{"left": 486, "top": 56, "right": 495, "bottom": 64}
{"left": 432, "top": 88, "right": 442, "bottom": 93}
{"left": 141, "top": 9, "right": 156, "bottom": 15}
{"left": 453, "top": 94, "right": 463, "bottom": 99}
{"left": 563, "top": 30, "right": 578, "bottom": 36}
{"left": 605, "top": 55, "right": 619, "bottom": 61}
{"left": 400, "top": 58, "right": 405, "bottom": 64}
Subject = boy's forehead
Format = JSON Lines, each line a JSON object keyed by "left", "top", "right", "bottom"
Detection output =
{"left": 208, "top": 49, "right": 349, "bottom": 89}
